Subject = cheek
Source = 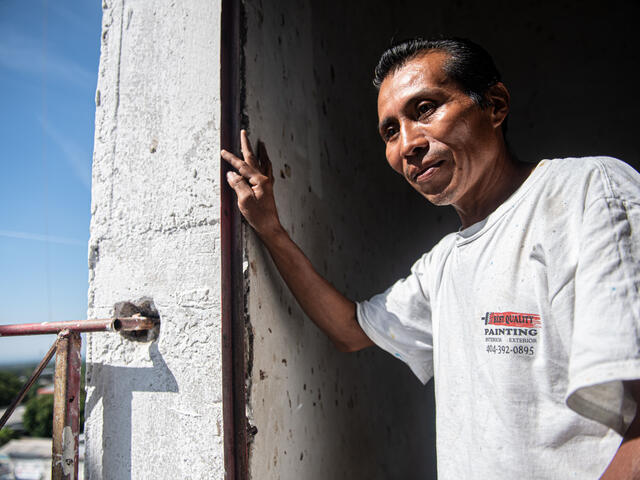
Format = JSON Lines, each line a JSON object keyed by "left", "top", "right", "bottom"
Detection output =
{"left": 385, "top": 146, "right": 403, "bottom": 174}
{"left": 434, "top": 104, "right": 486, "bottom": 149}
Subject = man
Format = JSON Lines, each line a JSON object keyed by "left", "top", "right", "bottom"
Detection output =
{"left": 221, "top": 38, "right": 640, "bottom": 479}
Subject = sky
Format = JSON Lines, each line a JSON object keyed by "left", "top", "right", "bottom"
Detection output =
{"left": 0, "top": 1, "right": 102, "bottom": 364}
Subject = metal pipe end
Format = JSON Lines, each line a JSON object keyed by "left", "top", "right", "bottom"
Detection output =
{"left": 113, "top": 298, "right": 160, "bottom": 342}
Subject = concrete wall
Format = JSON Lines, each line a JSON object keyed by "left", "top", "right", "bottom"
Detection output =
{"left": 242, "top": 0, "right": 640, "bottom": 479}
{"left": 243, "top": 1, "right": 448, "bottom": 479}
{"left": 85, "top": 1, "right": 223, "bottom": 479}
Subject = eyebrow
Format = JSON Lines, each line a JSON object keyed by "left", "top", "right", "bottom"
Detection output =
{"left": 377, "top": 117, "right": 394, "bottom": 135}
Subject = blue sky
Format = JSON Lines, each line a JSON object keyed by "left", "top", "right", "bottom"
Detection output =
{"left": 0, "top": 1, "right": 101, "bottom": 363}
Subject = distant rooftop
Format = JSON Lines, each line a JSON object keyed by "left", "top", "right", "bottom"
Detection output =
{"left": 0, "top": 438, "right": 51, "bottom": 460}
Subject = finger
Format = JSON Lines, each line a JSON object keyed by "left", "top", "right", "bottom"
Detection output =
{"left": 226, "top": 171, "right": 255, "bottom": 200}
{"left": 241, "top": 130, "right": 259, "bottom": 169}
{"left": 251, "top": 182, "right": 264, "bottom": 197}
{"left": 257, "top": 141, "right": 274, "bottom": 179}
{"left": 221, "top": 149, "right": 258, "bottom": 178}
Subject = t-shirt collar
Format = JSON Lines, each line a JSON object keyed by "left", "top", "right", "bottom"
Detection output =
{"left": 455, "top": 160, "right": 551, "bottom": 243}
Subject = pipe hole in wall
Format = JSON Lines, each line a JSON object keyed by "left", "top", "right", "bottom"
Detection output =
{"left": 113, "top": 297, "right": 160, "bottom": 342}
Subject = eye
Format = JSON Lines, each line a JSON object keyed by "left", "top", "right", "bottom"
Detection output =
{"left": 417, "top": 101, "right": 436, "bottom": 118}
{"left": 384, "top": 126, "right": 397, "bottom": 140}
{"left": 381, "top": 124, "right": 398, "bottom": 142}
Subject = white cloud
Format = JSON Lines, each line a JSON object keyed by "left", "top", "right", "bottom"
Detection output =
{"left": 0, "top": 229, "right": 85, "bottom": 247}
{"left": 0, "top": 27, "right": 96, "bottom": 90}
{"left": 49, "top": 3, "right": 95, "bottom": 35}
{"left": 38, "top": 115, "right": 92, "bottom": 190}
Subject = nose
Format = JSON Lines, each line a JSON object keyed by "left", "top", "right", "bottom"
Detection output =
{"left": 399, "top": 122, "right": 429, "bottom": 160}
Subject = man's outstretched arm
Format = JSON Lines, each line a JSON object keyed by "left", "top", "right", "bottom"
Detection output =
{"left": 221, "top": 130, "right": 374, "bottom": 353}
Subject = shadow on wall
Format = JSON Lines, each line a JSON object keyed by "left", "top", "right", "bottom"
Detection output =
{"left": 84, "top": 342, "right": 178, "bottom": 479}
{"left": 242, "top": 0, "right": 640, "bottom": 478}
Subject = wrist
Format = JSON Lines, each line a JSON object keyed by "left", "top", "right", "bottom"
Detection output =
{"left": 256, "top": 222, "right": 288, "bottom": 244}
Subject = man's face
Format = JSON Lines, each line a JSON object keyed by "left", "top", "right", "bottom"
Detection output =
{"left": 377, "top": 51, "right": 504, "bottom": 208}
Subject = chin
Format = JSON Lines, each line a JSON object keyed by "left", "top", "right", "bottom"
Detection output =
{"left": 423, "top": 192, "right": 454, "bottom": 206}
{"left": 414, "top": 182, "right": 457, "bottom": 207}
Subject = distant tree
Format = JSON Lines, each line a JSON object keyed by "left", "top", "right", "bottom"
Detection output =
{"left": 0, "top": 427, "right": 17, "bottom": 447}
{"left": 0, "top": 372, "right": 22, "bottom": 406}
{"left": 23, "top": 395, "right": 54, "bottom": 437}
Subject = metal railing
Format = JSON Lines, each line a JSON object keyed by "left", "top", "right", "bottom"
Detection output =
{"left": 0, "top": 315, "right": 156, "bottom": 480}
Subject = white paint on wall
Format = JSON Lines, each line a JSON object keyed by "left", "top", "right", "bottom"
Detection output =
{"left": 86, "top": 1, "right": 223, "bottom": 479}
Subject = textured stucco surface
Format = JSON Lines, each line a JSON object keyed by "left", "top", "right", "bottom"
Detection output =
{"left": 86, "top": 1, "right": 222, "bottom": 479}
{"left": 243, "top": 1, "right": 446, "bottom": 479}
{"left": 242, "top": 1, "right": 640, "bottom": 479}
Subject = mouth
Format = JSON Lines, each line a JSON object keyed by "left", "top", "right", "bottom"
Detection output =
{"left": 411, "top": 159, "right": 446, "bottom": 183}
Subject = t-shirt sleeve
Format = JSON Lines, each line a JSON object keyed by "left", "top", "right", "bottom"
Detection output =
{"left": 566, "top": 158, "right": 640, "bottom": 435}
{"left": 356, "top": 254, "right": 434, "bottom": 384}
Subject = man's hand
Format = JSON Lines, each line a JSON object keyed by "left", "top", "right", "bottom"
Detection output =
{"left": 221, "top": 130, "right": 282, "bottom": 238}
{"left": 220, "top": 130, "right": 374, "bottom": 353}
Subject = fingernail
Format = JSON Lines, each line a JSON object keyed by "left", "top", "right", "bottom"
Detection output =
{"left": 226, "top": 171, "right": 233, "bottom": 180}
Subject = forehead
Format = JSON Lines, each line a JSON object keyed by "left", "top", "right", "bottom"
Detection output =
{"left": 377, "top": 51, "right": 457, "bottom": 115}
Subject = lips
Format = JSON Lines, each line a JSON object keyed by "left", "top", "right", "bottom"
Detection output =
{"left": 412, "top": 159, "right": 446, "bottom": 183}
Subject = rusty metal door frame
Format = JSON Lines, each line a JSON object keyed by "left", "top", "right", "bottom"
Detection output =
{"left": 220, "top": 0, "right": 248, "bottom": 479}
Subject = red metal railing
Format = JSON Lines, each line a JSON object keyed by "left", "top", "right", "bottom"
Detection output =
{"left": 0, "top": 315, "right": 156, "bottom": 480}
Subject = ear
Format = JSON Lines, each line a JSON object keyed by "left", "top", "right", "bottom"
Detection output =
{"left": 485, "top": 82, "right": 510, "bottom": 129}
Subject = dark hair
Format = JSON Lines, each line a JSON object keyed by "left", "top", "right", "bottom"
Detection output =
{"left": 373, "top": 37, "right": 502, "bottom": 109}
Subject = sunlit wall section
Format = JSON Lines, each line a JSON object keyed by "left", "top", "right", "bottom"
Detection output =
{"left": 86, "top": 1, "right": 223, "bottom": 479}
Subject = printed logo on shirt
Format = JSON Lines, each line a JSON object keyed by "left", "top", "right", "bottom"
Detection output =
{"left": 482, "top": 311, "right": 540, "bottom": 356}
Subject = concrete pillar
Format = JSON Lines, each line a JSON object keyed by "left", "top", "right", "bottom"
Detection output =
{"left": 85, "top": 1, "right": 223, "bottom": 478}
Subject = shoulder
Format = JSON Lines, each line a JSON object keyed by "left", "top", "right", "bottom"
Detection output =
{"left": 543, "top": 155, "right": 633, "bottom": 176}
{"left": 410, "top": 232, "right": 457, "bottom": 275}
{"left": 537, "top": 156, "right": 640, "bottom": 203}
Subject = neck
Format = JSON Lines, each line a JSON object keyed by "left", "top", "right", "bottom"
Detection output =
{"left": 454, "top": 149, "right": 535, "bottom": 229}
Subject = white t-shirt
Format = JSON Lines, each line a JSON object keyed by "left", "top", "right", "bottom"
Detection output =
{"left": 357, "top": 157, "right": 640, "bottom": 479}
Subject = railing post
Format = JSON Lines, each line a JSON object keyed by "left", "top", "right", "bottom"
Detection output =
{"left": 52, "top": 330, "right": 81, "bottom": 480}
